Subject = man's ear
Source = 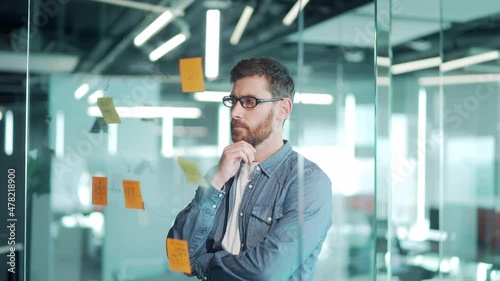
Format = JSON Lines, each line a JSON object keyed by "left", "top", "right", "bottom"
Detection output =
{"left": 277, "top": 98, "right": 293, "bottom": 121}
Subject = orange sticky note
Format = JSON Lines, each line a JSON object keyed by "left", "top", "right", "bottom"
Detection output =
{"left": 179, "top": 57, "right": 205, "bottom": 93}
{"left": 92, "top": 176, "right": 108, "bottom": 206}
{"left": 122, "top": 180, "right": 144, "bottom": 209}
{"left": 166, "top": 238, "right": 192, "bottom": 275}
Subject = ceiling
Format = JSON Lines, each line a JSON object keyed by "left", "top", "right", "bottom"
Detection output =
{"left": 0, "top": 0, "right": 499, "bottom": 98}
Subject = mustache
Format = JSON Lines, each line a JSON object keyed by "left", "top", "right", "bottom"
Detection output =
{"left": 231, "top": 120, "right": 248, "bottom": 129}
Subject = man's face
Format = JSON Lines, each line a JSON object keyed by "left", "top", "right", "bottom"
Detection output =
{"left": 230, "top": 75, "right": 277, "bottom": 147}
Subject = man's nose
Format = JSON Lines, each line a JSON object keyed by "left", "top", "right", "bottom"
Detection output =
{"left": 230, "top": 101, "right": 245, "bottom": 119}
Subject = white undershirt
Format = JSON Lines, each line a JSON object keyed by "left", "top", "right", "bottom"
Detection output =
{"left": 221, "top": 162, "right": 257, "bottom": 255}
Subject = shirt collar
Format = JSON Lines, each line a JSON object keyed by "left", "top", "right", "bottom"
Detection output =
{"left": 258, "top": 140, "right": 292, "bottom": 177}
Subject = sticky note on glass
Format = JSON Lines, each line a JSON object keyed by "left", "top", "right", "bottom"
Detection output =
{"left": 179, "top": 57, "right": 205, "bottom": 93}
{"left": 122, "top": 180, "right": 144, "bottom": 209}
{"left": 92, "top": 176, "right": 108, "bottom": 206}
{"left": 177, "top": 157, "right": 208, "bottom": 187}
{"left": 166, "top": 238, "right": 192, "bottom": 275}
{"left": 97, "top": 97, "right": 121, "bottom": 124}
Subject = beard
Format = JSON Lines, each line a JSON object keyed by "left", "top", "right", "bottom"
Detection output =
{"left": 231, "top": 108, "right": 274, "bottom": 147}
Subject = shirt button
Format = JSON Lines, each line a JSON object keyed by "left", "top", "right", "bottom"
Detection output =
{"left": 256, "top": 166, "right": 260, "bottom": 170}
{"left": 267, "top": 217, "right": 272, "bottom": 222}
{"left": 212, "top": 204, "right": 216, "bottom": 209}
{"left": 248, "top": 184, "right": 253, "bottom": 189}
{"left": 218, "top": 193, "right": 223, "bottom": 198}
{"left": 241, "top": 243, "right": 244, "bottom": 248}
{"left": 204, "top": 277, "right": 207, "bottom": 280}
{"left": 239, "top": 212, "right": 243, "bottom": 217}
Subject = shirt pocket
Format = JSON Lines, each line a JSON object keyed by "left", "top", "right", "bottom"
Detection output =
{"left": 246, "top": 205, "right": 284, "bottom": 248}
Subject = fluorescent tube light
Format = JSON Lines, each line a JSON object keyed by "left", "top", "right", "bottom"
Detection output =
{"left": 74, "top": 83, "right": 90, "bottom": 100}
{"left": 56, "top": 111, "right": 64, "bottom": 158}
{"left": 87, "top": 106, "right": 201, "bottom": 119}
{"left": 218, "top": 104, "right": 230, "bottom": 154}
{"left": 194, "top": 91, "right": 334, "bottom": 105}
{"left": 282, "top": 0, "right": 310, "bottom": 26}
{"left": 108, "top": 124, "right": 117, "bottom": 155}
{"left": 4, "top": 110, "right": 13, "bottom": 155}
{"left": 194, "top": 91, "right": 228, "bottom": 102}
{"left": 440, "top": 50, "right": 499, "bottom": 72}
{"left": 205, "top": 9, "right": 220, "bottom": 79}
{"left": 345, "top": 94, "right": 356, "bottom": 159}
{"left": 134, "top": 10, "right": 174, "bottom": 46}
{"left": 77, "top": 172, "right": 91, "bottom": 208}
{"left": 391, "top": 57, "right": 441, "bottom": 75}
{"left": 294, "top": 93, "right": 334, "bottom": 105}
{"left": 162, "top": 117, "right": 174, "bottom": 157}
{"left": 149, "top": 33, "right": 187, "bottom": 61}
{"left": 230, "top": 5, "right": 254, "bottom": 45}
{"left": 377, "top": 56, "right": 391, "bottom": 67}
{"left": 87, "top": 90, "right": 104, "bottom": 105}
{"left": 419, "top": 74, "right": 500, "bottom": 86}
{"left": 417, "top": 88, "right": 427, "bottom": 224}
{"left": 377, "top": 76, "right": 390, "bottom": 86}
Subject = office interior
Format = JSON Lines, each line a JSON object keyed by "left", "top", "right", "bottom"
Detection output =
{"left": 0, "top": 0, "right": 499, "bottom": 280}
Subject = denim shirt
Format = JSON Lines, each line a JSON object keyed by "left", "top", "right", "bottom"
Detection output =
{"left": 168, "top": 141, "right": 333, "bottom": 281}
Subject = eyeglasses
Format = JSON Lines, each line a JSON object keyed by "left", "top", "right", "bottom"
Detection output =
{"left": 222, "top": 96, "right": 283, "bottom": 108}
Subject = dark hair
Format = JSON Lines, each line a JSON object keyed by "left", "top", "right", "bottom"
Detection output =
{"left": 230, "top": 57, "right": 295, "bottom": 100}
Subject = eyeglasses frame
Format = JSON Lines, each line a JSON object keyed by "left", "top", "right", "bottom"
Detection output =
{"left": 222, "top": 95, "right": 283, "bottom": 108}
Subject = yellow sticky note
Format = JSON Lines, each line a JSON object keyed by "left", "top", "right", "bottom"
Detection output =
{"left": 92, "top": 176, "right": 108, "bottom": 206}
{"left": 166, "top": 238, "right": 192, "bottom": 275}
{"left": 179, "top": 57, "right": 205, "bottom": 93}
{"left": 177, "top": 157, "right": 208, "bottom": 187}
{"left": 122, "top": 180, "right": 144, "bottom": 209}
{"left": 97, "top": 97, "right": 121, "bottom": 124}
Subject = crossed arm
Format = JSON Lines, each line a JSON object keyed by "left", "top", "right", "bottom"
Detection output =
{"left": 168, "top": 170, "right": 332, "bottom": 281}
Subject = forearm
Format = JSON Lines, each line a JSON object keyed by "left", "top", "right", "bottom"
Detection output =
{"left": 168, "top": 185, "right": 226, "bottom": 259}
{"left": 196, "top": 217, "right": 330, "bottom": 281}
{"left": 196, "top": 171, "right": 333, "bottom": 281}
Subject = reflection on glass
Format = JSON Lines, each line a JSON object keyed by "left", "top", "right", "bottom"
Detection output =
{"left": 14, "top": 0, "right": 499, "bottom": 280}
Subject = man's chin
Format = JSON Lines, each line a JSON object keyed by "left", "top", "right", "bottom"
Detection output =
{"left": 231, "top": 134, "right": 246, "bottom": 143}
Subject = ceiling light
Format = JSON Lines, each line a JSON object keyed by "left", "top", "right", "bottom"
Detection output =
{"left": 108, "top": 124, "right": 117, "bottom": 155}
{"left": 149, "top": 33, "right": 187, "bottom": 61}
{"left": 406, "top": 40, "right": 432, "bottom": 52}
{"left": 55, "top": 111, "right": 64, "bottom": 158}
{"left": 87, "top": 106, "right": 202, "bottom": 119}
{"left": 294, "top": 93, "right": 334, "bottom": 104}
{"left": 134, "top": 10, "right": 174, "bottom": 46}
{"left": 194, "top": 91, "right": 228, "bottom": 102}
{"left": 377, "top": 57, "right": 391, "bottom": 67}
{"left": 4, "top": 110, "right": 13, "bottom": 156}
{"left": 87, "top": 90, "right": 104, "bottom": 104}
{"left": 205, "top": 9, "right": 220, "bottom": 79}
{"left": 282, "top": 0, "right": 310, "bottom": 26}
{"left": 377, "top": 77, "right": 390, "bottom": 86}
{"left": 440, "top": 50, "right": 499, "bottom": 72}
{"left": 230, "top": 5, "right": 254, "bottom": 45}
{"left": 74, "top": 83, "right": 90, "bottom": 100}
{"left": 162, "top": 117, "right": 174, "bottom": 157}
{"left": 194, "top": 91, "right": 334, "bottom": 105}
{"left": 419, "top": 74, "right": 500, "bottom": 86}
{"left": 391, "top": 57, "right": 441, "bottom": 75}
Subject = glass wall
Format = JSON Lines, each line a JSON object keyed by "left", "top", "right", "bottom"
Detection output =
{"left": 377, "top": 1, "right": 500, "bottom": 281}
{"left": 20, "top": 0, "right": 376, "bottom": 281}
{"left": 0, "top": 0, "right": 498, "bottom": 280}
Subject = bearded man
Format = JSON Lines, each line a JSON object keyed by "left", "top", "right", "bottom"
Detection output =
{"left": 168, "top": 57, "right": 332, "bottom": 281}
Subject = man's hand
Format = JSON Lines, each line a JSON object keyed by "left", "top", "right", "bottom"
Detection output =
{"left": 210, "top": 141, "right": 256, "bottom": 189}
